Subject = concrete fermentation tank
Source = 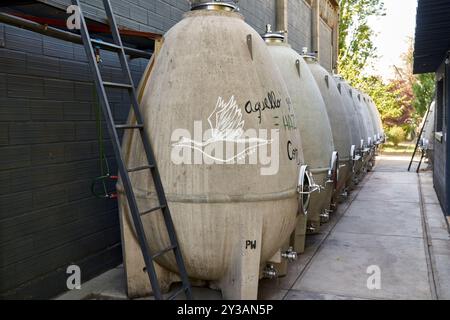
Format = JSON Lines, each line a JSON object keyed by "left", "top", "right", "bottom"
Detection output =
{"left": 305, "top": 56, "right": 353, "bottom": 197}
{"left": 117, "top": 1, "right": 310, "bottom": 300}
{"left": 348, "top": 86, "right": 371, "bottom": 175}
{"left": 263, "top": 26, "right": 337, "bottom": 250}
{"left": 333, "top": 76, "right": 364, "bottom": 184}
{"left": 368, "top": 97, "right": 385, "bottom": 143}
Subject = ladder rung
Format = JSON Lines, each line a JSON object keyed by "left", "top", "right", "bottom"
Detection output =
{"left": 103, "top": 81, "right": 133, "bottom": 89}
{"left": 127, "top": 165, "right": 154, "bottom": 173}
{"left": 115, "top": 124, "right": 144, "bottom": 130}
{"left": 167, "top": 287, "right": 187, "bottom": 301}
{"left": 152, "top": 244, "right": 177, "bottom": 259}
{"left": 91, "top": 39, "right": 121, "bottom": 51}
{"left": 140, "top": 205, "right": 165, "bottom": 216}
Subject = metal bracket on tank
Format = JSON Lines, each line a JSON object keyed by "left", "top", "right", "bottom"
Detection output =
{"left": 350, "top": 145, "right": 358, "bottom": 173}
{"left": 324, "top": 74, "right": 329, "bottom": 88}
{"left": 295, "top": 59, "right": 301, "bottom": 77}
{"left": 246, "top": 34, "right": 253, "bottom": 60}
{"left": 326, "top": 151, "right": 339, "bottom": 186}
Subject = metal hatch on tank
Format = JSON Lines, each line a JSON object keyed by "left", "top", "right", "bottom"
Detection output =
{"left": 262, "top": 25, "right": 337, "bottom": 250}
{"left": 117, "top": 0, "right": 315, "bottom": 300}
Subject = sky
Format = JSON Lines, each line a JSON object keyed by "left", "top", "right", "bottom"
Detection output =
{"left": 366, "top": 0, "right": 418, "bottom": 80}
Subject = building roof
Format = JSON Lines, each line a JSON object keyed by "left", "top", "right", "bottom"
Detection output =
{"left": 414, "top": 0, "right": 450, "bottom": 74}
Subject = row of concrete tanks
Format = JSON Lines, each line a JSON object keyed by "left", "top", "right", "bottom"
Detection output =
{"left": 262, "top": 25, "right": 384, "bottom": 249}
{"left": 117, "top": 2, "right": 385, "bottom": 300}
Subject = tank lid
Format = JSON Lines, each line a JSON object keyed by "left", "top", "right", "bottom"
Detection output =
{"left": 300, "top": 48, "right": 318, "bottom": 61}
{"left": 261, "top": 24, "right": 285, "bottom": 43}
{"left": 191, "top": 1, "right": 239, "bottom": 12}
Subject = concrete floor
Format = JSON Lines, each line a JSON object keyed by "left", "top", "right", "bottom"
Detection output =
{"left": 57, "top": 155, "right": 450, "bottom": 300}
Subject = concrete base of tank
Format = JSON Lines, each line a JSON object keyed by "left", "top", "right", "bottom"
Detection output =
{"left": 333, "top": 161, "right": 351, "bottom": 204}
{"left": 119, "top": 202, "right": 297, "bottom": 300}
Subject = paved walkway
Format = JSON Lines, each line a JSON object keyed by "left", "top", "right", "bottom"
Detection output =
{"left": 259, "top": 154, "right": 450, "bottom": 300}
{"left": 58, "top": 155, "right": 450, "bottom": 300}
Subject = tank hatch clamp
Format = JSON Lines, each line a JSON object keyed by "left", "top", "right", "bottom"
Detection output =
{"left": 72, "top": 0, "right": 192, "bottom": 300}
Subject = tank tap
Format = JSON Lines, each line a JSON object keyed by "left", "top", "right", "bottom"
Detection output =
{"left": 320, "top": 209, "right": 331, "bottom": 224}
{"left": 307, "top": 225, "right": 317, "bottom": 233}
{"left": 263, "top": 264, "right": 278, "bottom": 279}
{"left": 281, "top": 247, "right": 298, "bottom": 262}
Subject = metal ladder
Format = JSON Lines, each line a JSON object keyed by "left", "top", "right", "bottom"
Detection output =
{"left": 408, "top": 100, "right": 433, "bottom": 173}
{"left": 72, "top": 0, "right": 192, "bottom": 300}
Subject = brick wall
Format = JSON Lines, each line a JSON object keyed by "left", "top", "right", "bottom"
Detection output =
{"left": 433, "top": 63, "right": 448, "bottom": 216}
{"left": 0, "top": 15, "right": 147, "bottom": 299}
{"left": 288, "top": 0, "right": 312, "bottom": 54}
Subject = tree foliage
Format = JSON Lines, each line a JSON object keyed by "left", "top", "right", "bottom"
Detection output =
{"left": 338, "top": 0, "right": 435, "bottom": 137}
{"left": 413, "top": 73, "right": 435, "bottom": 117}
{"left": 338, "top": 0, "right": 385, "bottom": 83}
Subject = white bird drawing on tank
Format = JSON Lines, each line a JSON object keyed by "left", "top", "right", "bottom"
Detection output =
{"left": 173, "top": 96, "right": 272, "bottom": 163}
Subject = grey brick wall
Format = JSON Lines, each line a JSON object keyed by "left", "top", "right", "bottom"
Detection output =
{"left": 0, "top": 21, "right": 147, "bottom": 299}
{"left": 319, "top": 17, "right": 333, "bottom": 72}
{"left": 238, "top": 0, "right": 277, "bottom": 34}
{"left": 288, "top": 0, "right": 312, "bottom": 54}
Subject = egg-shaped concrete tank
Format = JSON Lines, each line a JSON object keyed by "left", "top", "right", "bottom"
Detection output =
{"left": 368, "top": 97, "right": 384, "bottom": 143}
{"left": 334, "top": 77, "right": 364, "bottom": 184}
{"left": 118, "top": 3, "right": 304, "bottom": 300}
{"left": 355, "top": 90, "right": 376, "bottom": 148}
{"left": 354, "top": 90, "right": 376, "bottom": 167}
{"left": 349, "top": 88, "right": 369, "bottom": 150}
{"left": 346, "top": 86, "right": 371, "bottom": 177}
{"left": 263, "top": 30, "right": 336, "bottom": 250}
{"left": 362, "top": 95, "right": 379, "bottom": 144}
{"left": 305, "top": 57, "right": 353, "bottom": 196}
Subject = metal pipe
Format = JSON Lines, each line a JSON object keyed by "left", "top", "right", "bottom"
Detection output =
{"left": 0, "top": 12, "right": 152, "bottom": 59}
{"left": 276, "top": 0, "right": 288, "bottom": 41}
{"left": 311, "top": 0, "right": 320, "bottom": 61}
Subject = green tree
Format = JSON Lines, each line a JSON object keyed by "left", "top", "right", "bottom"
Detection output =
{"left": 338, "top": 0, "right": 420, "bottom": 136}
{"left": 413, "top": 73, "right": 435, "bottom": 117}
{"left": 338, "top": 0, "right": 385, "bottom": 84}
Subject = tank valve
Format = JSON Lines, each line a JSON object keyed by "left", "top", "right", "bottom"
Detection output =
{"left": 330, "top": 202, "right": 337, "bottom": 211}
{"left": 263, "top": 264, "right": 278, "bottom": 279}
{"left": 281, "top": 247, "right": 298, "bottom": 262}
{"left": 320, "top": 210, "right": 331, "bottom": 224}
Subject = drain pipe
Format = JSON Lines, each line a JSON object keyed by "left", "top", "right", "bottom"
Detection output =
{"left": 0, "top": 12, "right": 151, "bottom": 59}
{"left": 311, "top": 0, "right": 320, "bottom": 61}
{"left": 276, "top": 0, "right": 288, "bottom": 41}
